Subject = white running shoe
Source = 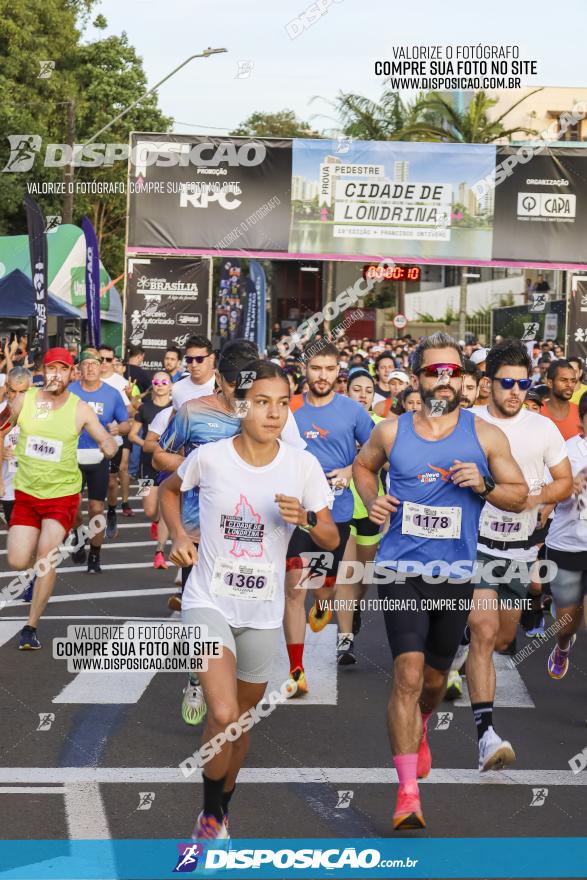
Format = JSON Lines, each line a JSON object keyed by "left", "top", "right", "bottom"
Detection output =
{"left": 182, "top": 677, "right": 207, "bottom": 726}
{"left": 478, "top": 727, "right": 516, "bottom": 772}
{"left": 451, "top": 643, "right": 469, "bottom": 672}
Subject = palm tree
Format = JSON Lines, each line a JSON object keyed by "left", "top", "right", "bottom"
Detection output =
{"left": 396, "top": 88, "right": 543, "bottom": 143}
{"left": 312, "top": 89, "right": 426, "bottom": 140}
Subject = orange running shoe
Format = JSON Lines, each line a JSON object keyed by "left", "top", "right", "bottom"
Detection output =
{"left": 308, "top": 602, "right": 332, "bottom": 633}
{"left": 417, "top": 728, "right": 432, "bottom": 779}
{"left": 393, "top": 781, "right": 426, "bottom": 830}
{"left": 287, "top": 666, "right": 308, "bottom": 696}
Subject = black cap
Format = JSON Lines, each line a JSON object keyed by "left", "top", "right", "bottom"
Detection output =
{"left": 525, "top": 389, "right": 544, "bottom": 407}
{"left": 217, "top": 340, "right": 259, "bottom": 382}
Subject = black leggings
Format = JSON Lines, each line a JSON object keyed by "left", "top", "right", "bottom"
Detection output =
{"left": 378, "top": 574, "right": 473, "bottom": 671}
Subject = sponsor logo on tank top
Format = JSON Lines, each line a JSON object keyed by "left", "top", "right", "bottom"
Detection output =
{"left": 220, "top": 494, "right": 265, "bottom": 558}
{"left": 417, "top": 464, "right": 452, "bottom": 484}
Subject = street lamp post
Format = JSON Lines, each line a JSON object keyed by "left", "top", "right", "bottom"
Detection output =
{"left": 86, "top": 48, "right": 228, "bottom": 145}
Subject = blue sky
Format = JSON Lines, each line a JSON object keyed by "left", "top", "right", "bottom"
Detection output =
{"left": 88, "top": 0, "right": 587, "bottom": 135}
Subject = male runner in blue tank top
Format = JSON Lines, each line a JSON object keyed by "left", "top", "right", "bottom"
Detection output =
{"left": 353, "top": 333, "right": 528, "bottom": 831}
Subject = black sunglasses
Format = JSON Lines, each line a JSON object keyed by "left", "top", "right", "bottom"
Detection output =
{"left": 185, "top": 354, "right": 212, "bottom": 364}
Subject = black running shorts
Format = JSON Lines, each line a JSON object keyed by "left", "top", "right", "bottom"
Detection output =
{"left": 377, "top": 572, "right": 473, "bottom": 671}
{"left": 286, "top": 522, "right": 350, "bottom": 588}
{"left": 80, "top": 459, "right": 110, "bottom": 502}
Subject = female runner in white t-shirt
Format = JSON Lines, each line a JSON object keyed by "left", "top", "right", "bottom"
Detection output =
{"left": 160, "top": 360, "right": 339, "bottom": 841}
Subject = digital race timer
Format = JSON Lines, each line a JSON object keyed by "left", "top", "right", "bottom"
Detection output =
{"left": 362, "top": 265, "right": 421, "bottom": 282}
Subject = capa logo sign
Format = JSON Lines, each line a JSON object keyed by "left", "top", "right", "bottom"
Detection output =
{"left": 517, "top": 191, "right": 576, "bottom": 219}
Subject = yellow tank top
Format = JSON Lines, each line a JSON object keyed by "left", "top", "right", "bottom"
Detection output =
{"left": 15, "top": 388, "right": 82, "bottom": 499}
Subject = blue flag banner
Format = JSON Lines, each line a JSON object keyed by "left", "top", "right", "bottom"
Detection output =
{"left": 247, "top": 259, "right": 267, "bottom": 352}
{"left": 81, "top": 216, "right": 101, "bottom": 348}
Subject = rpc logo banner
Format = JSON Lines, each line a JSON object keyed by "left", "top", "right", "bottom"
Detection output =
{"left": 127, "top": 133, "right": 293, "bottom": 253}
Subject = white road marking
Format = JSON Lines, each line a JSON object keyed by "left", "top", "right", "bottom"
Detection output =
{"left": 267, "top": 625, "right": 337, "bottom": 706}
{"left": 53, "top": 620, "right": 160, "bottom": 705}
{"left": 0, "top": 621, "right": 27, "bottom": 647}
{"left": 0, "top": 767, "right": 585, "bottom": 785}
{"left": 0, "top": 787, "right": 65, "bottom": 794}
{"left": 1, "top": 564, "right": 176, "bottom": 581}
{"left": 3, "top": 616, "right": 180, "bottom": 621}
{"left": 455, "top": 653, "right": 535, "bottom": 708}
{"left": 64, "top": 782, "right": 111, "bottom": 839}
{"left": 0, "top": 522, "right": 151, "bottom": 536}
{"left": 0, "top": 541, "right": 159, "bottom": 557}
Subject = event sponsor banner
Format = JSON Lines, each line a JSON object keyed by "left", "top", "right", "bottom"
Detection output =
{"left": 566, "top": 277, "right": 587, "bottom": 359}
{"left": 215, "top": 259, "right": 243, "bottom": 343}
{"left": 81, "top": 216, "right": 101, "bottom": 348}
{"left": 126, "top": 136, "right": 587, "bottom": 268}
{"left": 125, "top": 256, "right": 211, "bottom": 370}
{"left": 492, "top": 147, "right": 587, "bottom": 264}
{"left": 248, "top": 259, "right": 267, "bottom": 351}
{"left": 23, "top": 194, "right": 48, "bottom": 353}
{"left": 126, "top": 134, "right": 292, "bottom": 253}
{"left": 289, "top": 139, "right": 495, "bottom": 262}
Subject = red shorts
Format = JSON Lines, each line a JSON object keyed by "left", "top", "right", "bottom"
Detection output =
{"left": 11, "top": 490, "right": 81, "bottom": 532}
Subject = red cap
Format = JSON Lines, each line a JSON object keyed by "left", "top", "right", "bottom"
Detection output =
{"left": 43, "top": 347, "right": 74, "bottom": 367}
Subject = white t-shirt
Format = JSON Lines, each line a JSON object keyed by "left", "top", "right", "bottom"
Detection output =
{"left": 102, "top": 373, "right": 131, "bottom": 447}
{"left": 2, "top": 425, "right": 20, "bottom": 500}
{"left": 178, "top": 437, "right": 331, "bottom": 628}
{"left": 546, "top": 434, "right": 587, "bottom": 553}
{"left": 474, "top": 405, "right": 568, "bottom": 561}
{"left": 172, "top": 375, "right": 216, "bottom": 410}
{"left": 149, "top": 405, "right": 173, "bottom": 436}
{"left": 282, "top": 409, "right": 306, "bottom": 449}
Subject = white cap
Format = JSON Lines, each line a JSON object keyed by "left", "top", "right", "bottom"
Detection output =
{"left": 470, "top": 348, "right": 489, "bottom": 366}
{"left": 389, "top": 370, "right": 410, "bottom": 383}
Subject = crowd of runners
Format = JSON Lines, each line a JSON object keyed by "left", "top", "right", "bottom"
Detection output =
{"left": 1, "top": 328, "right": 586, "bottom": 837}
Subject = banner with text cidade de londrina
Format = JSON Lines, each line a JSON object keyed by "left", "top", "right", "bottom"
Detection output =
{"left": 124, "top": 256, "right": 211, "bottom": 371}
{"left": 125, "top": 134, "right": 587, "bottom": 268}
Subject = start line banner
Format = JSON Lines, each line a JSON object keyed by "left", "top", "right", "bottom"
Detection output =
{"left": 126, "top": 134, "right": 587, "bottom": 270}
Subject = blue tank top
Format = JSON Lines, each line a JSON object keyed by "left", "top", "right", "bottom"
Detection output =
{"left": 376, "top": 409, "right": 490, "bottom": 580}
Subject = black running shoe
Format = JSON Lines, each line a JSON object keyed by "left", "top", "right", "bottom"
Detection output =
{"left": 71, "top": 544, "right": 87, "bottom": 565}
{"left": 87, "top": 552, "right": 102, "bottom": 574}
{"left": 105, "top": 508, "right": 118, "bottom": 539}
{"left": 337, "top": 634, "right": 357, "bottom": 666}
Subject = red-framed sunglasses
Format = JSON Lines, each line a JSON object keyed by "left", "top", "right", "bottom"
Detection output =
{"left": 418, "top": 363, "right": 463, "bottom": 378}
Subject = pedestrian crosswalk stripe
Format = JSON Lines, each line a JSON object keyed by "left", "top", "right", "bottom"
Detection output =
{"left": 455, "top": 653, "right": 535, "bottom": 709}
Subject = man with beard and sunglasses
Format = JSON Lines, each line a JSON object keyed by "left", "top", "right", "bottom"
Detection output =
{"left": 353, "top": 333, "right": 528, "bottom": 831}
{"left": 465, "top": 341, "right": 572, "bottom": 773}
{"left": 2, "top": 349, "right": 117, "bottom": 650}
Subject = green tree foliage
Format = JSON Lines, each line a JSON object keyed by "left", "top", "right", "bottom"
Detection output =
{"left": 397, "top": 89, "right": 542, "bottom": 143}
{"left": 0, "top": 1, "right": 171, "bottom": 276}
{"left": 230, "top": 110, "right": 320, "bottom": 138}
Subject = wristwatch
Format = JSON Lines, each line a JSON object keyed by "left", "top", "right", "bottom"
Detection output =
{"left": 300, "top": 510, "right": 318, "bottom": 531}
{"left": 478, "top": 475, "right": 496, "bottom": 499}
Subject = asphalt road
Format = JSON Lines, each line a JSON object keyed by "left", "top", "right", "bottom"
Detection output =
{"left": 1, "top": 492, "right": 586, "bottom": 880}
